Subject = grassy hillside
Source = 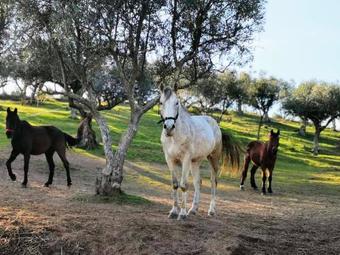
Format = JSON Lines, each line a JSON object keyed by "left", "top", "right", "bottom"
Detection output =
{"left": 1, "top": 99, "right": 340, "bottom": 196}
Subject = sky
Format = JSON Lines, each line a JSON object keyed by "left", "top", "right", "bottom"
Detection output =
{"left": 239, "top": 0, "right": 340, "bottom": 85}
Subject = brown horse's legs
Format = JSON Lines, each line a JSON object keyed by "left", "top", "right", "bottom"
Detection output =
{"left": 6, "top": 150, "right": 19, "bottom": 181}
{"left": 250, "top": 165, "right": 259, "bottom": 190}
{"left": 45, "top": 151, "right": 55, "bottom": 187}
{"left": 240, "top": 155, "right": 250, "bottom": 190}
{"left": 22, "top": 153, "right": 30, "bottom": 187}
{"left": 56, "top": 149, "right": 72, "bottom": 186}
{"left": 268, "top": 169, "right": 273, "bottom": 193}
{"left": 261, "top": 169, "right": 267, "bottom": 195}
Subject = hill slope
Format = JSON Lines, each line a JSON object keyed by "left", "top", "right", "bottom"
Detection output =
{"left": 0, "top": 99, "right": 340, "bottom": 254}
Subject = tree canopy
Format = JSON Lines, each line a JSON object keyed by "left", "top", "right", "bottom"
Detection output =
{"left": 283, "top": 81, "right": 340, "bottom": 154}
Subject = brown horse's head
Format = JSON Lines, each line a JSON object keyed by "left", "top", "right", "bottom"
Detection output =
{"left": 5, "top": 107, "right": 20, "bottom": 139}
{"left": 268, "top": 129, "right": 280, "bottom": 155}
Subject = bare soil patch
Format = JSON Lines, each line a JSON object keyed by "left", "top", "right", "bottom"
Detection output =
{"left": 0, "top": 149, "right": 340, "bottom": 254}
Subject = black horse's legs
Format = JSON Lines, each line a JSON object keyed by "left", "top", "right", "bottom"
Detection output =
{"left": 57, "top": 149, "right": 72, "bottom": 186}
{"left": 261, "top": 169, "right": 267, "bottom": 195}
{"left": 240, "top": 155, "right": 250, "bottom": 190}
{"left": 250, "top": 165, "right": 259, "bottom": 190}
{"left": 45, "top": 151, "right": 55, "bottom": 187}
{"left": 22, "top": 153, "right": 30, "bottom": 187}
{"left": 6, "top": 150, "right": 19, "bottom": 181}
{"left": 268, "top": 168, "right": 273, "bottom": 194}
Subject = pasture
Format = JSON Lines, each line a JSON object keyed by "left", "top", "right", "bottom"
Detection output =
{"left": 0, "top": 99, "right": 340, "bottom": 254}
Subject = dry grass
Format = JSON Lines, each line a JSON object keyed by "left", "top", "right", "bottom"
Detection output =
{"left": 0, "top": 149, "right": 340, "bottom": 254}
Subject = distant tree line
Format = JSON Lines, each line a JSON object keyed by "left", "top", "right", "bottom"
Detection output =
{"left": 190, "top": 71, "right": 340, "bottom": 155}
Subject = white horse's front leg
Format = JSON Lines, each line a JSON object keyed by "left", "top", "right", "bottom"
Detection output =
{"left": 188, "top": 162, "right": 200, "bottom": 216}
{"left": 165, "top": 156, "right": 180, "bottom": 219}
{"left": 178, "top": 155, "right": 191, "bottom": 220}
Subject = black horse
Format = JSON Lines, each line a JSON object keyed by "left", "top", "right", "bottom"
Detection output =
{"left": 5, "top": 107, "right": 79, "bottom": 187}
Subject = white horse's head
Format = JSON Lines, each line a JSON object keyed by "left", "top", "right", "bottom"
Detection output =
{"left": 159, "top": 87, "right": 180, "bottom": 136}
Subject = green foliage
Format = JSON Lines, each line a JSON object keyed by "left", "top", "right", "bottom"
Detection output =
{"left": 248, "top": 77, "right": 282, "bottom": 115}
{"left": 283, "top": 81, "right": 340, "bottom": 126}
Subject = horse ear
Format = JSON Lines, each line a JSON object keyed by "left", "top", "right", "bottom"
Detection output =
{"left": 277, "top": 129, "right": 280, "bottom": 135}
{"left": 7, "top": 107, "right": 10, "bottom": 113}
{"left": 14, "top": 108, "right": 17, "bottom": 114}
{"left": 270, "top": 129, "right": 274, "bottom": 135}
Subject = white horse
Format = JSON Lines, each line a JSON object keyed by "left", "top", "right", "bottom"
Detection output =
{"left": 159, "top": 87, "right": 240, "bottom": 220}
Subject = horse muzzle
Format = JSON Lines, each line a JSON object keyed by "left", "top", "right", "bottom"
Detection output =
{"left": 164, "top": 123, "right": 175, "bottom": 137}
{"left": 5, "top": 128, "right": 14, "bottom": 139}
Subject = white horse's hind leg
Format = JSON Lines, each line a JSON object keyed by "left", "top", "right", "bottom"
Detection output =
{"left": 208, "top": 156, "right": 219, "bottom": 216}
{"left": 178, "top": 155, "right": 191, "bottom": 220}
{"left": 165, "top": 156, "right": 180, "bottom": 219}
{"left": 188, "top": 162, "right": 201, "bottom": 216}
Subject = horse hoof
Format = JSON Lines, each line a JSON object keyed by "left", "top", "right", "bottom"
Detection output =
{"left": 187, "top": 209, "right": 197, "bottom": 216}
{"left": 177, "top": 214, "right": 187, "bottom": 220}
{"left": 21, "top": 183, "right": 27, "bottom": 188}
{"left": 10, "top": 174, "right": 16, "bottom": 181}
{"left": 168, "top": 212, "right": 178, "bottom": 219}
{"left": 240, "top": 185, "right": 245, "bottom": 191}
{"left": 208, "top": 210, "right": 216, "bottom": 217}
{"left": 261, "top": 192, "right": 266, "bottom": 196}
{"left": 44, "top": 183, "right": 51, "bottom": 187}
{"left": 252, "top": 186, "right": 258, "bottom": 190}
{"left": 67, "top": 182, "right": 72, "bottom": 187}
{"left": 267, "top": 189, "right": 273, "bottom": 194}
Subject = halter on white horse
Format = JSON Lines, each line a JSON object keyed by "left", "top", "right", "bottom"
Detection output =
{"left": 159, "top": 87, "right": 240, "bottom": 219}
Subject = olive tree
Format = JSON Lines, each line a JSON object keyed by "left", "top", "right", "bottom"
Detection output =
{"left": 248, "top": 77, "right": 281, "bottom": 139}
{"left": 11, "top": 0, "right": 265, "bottom": 195}
{"left": 234, "top": 72, "right": 251, "bottom": 115}
{"left": 283, "top": 81, "right": 340, "bottom": 155}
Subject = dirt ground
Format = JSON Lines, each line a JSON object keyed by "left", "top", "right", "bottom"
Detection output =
{"left": 0, "top": 149, "right": 339, "bottom": 255}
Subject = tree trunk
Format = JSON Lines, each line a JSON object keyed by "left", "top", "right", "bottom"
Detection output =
{"left": 263, "top": 111, "right": 270, "bottom": 123}
{"left": 95, "top": 110, "right": 142, "bottom": 195}
{"left": 30, "top": 84, "right": 38, "bottom": 105}
{"left": 299, "top": 118, "right": 307, "bottom": 136}
{"left": 20, "top": 83, "right": 28, "bottom": 105}
{"left": 257, "top": 115, "right": 264, "bottom": 140}
{"left": 313, "top": 126, "right": 321, "bottom": 156}
{"left": 77, "top": 113, "right": 98, "bottom": 150}
{"left": 237, "top": 100, "right": 243, "bottom": 115}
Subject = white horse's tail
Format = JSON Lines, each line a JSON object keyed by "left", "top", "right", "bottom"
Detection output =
{"left": 221, "top": 131, "right": 242, "bottom": 175}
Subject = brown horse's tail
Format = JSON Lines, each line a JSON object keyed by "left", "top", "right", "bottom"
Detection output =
{"left": 64, "top": 133, "right": 80, "bottom": 147}
{"left": 220, "top": 131, "right": 242, "bottom": 175}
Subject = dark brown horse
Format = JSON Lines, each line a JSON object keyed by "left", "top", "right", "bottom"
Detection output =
{"left": 5, "top": 107, "right": 79, "bottom": 187}
{"left": 240, "top": 129, "right": 280, "bottom": 194}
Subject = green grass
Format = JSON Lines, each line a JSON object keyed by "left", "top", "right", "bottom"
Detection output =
{"left": 1, "top": 99, "right": 340, "bottom": 197}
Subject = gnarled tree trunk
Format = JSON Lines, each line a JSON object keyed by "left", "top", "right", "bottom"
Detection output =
{"left": 237, "top": 99, "right": 243, "bottom": 115}
{"left": 77, "top": 113, "right": 98, "bottom": 150}
{"left": 299, "top": 118, "right": 308, "bottom": 136}
{"left": 257, "top": 114, "right": 264, "bottom": 140}
{"left": 95, "top": 110, "right": 142, "bottom": 195}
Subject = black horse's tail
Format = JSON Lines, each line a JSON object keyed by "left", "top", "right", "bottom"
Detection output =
{"left": 64, "top": 133, "right": 80, "bottom": 147}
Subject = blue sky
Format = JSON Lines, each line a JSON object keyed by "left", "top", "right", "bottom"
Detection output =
{"left": 240, "top": 0, "right": 340, "bottom": 84}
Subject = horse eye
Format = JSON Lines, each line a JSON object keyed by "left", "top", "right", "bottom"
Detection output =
{"left": 159, "top": 102, "right": 163, "bottom": 105}
{"left": 176, "top": 102, "right": 178, "bottom": 105}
